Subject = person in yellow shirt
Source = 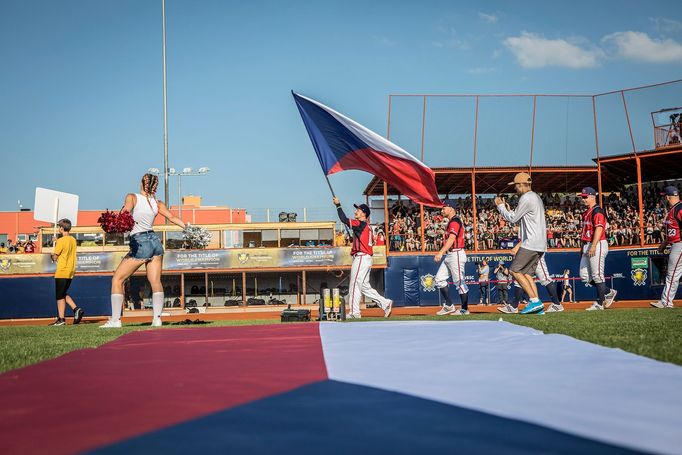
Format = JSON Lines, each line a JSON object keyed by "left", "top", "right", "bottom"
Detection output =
{"left": 49, "top": 219, "right": 84, "bottom": 326}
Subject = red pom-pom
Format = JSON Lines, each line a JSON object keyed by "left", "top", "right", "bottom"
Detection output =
{"left": 98, "top": 210, "right": 135, "bottom": 233}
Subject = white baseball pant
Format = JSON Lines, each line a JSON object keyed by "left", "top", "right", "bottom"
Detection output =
{"left": 435, "top": 249, "right": 469, "bottom": 294}
{"left": 348, "top": 253, "right": 390, "bottom": 317}
{"left": 580, "top": 240, "right": 608, "bottom": 284}
{"left": 535, "top": 255, "right": 553, "bottom": 286}
{"left": 661, "top": 242, "right": 682, "bottom": 307}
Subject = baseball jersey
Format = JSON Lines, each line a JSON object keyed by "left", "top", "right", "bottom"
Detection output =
{"left": 581, "top": 205, "right": 607, "bottom": 242}
{"left": 444, "top": 217, "right": 465, "bottom": 250}
{"left": 664, "top": 202, "right": 682, "bottom": 243}
{"left": 349, "top": 219, "right": 374, "bottom": 256}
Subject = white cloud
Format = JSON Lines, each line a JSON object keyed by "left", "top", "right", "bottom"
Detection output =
{"left": 478, "top": 12, "right": 498, "bottom": 24}
{"left": 503, "top": 32, "right": 602, "bottom": 68}
{"left": 649, "top": 17, "right": 682, "bottom": 35}
{"left": 602, "top": 31, "right": 682, "bottom": 63}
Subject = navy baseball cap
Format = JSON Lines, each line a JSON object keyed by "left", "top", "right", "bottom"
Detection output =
{"left": 661, "top": 185, "right": 679, "bottom": 196}
{"left": 579, "top": 187, "right": 597, "bottom": 197}
{"left": 353, "top": 203, "right": 371, "bottom": 217}
{"left": 442, "top": 200, "right": 459, "bottom": 209}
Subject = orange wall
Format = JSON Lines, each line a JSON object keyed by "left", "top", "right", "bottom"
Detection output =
{"left": 0, "top": 207, "right": 247, "bottom": 242}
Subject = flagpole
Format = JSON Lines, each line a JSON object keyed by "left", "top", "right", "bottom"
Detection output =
{"left": 324, "top": 175, "right": 337, "bottom": 198}
{"left": 324, "top": 175, "right": 352, "bottom": 239}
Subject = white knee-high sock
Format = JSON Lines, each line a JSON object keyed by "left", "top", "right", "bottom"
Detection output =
{"left": 111, "top": 294, "right": 124, "bottom": 322}
{"left": 152, "top": 292, "right": 164, "bottom": 319}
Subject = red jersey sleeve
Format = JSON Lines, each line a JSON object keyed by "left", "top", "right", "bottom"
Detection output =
{"left": 447, "top": 220, "right": 460, "bottom": 237}
{"left": 592, "top": 211, "right": 606, "bottom": 228}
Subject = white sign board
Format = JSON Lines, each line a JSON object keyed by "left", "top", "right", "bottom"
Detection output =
{"left": 34, "top": 187, "right": 79, "bottom": 226}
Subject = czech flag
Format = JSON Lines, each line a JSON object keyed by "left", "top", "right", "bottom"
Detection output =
{"left": 293, "top": 92, "right": 442, "bottom": 207}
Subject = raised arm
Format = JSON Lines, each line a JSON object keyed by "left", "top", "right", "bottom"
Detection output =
{"left": 333, "top": 197, "right": 350, "bottom": 226}
{"left": 157, "top": 201, "right": 186, "bottom": 229}
{"left": 496, "top": 195, "right": 532, "bottom": 223}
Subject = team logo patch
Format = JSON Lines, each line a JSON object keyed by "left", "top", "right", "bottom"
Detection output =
{"left": 631, "top": 268, "right": 647, "bottom": 286}
{"left": 421, "top": 274, "right": 436, "bottom": 292}
{"left": 237, "top": 253, "right": 250, "bottom": 264}
{"left": 0, "top": 258, "right": 10, "bottom": 271}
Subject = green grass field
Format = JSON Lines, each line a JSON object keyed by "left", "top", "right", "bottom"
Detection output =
{"left": 1, "top": 309, "right": 680, "bottom": 374}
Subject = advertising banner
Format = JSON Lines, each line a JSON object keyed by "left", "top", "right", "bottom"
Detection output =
{"left": 0, "top": 246, "right": 387, "bottom": 275}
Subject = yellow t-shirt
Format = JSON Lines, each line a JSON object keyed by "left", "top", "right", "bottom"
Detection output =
{"left": 54, "top": 236, "right": 77, "bottom": 279}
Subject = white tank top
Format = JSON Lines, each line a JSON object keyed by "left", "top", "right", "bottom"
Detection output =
{"left": 130, "top": 193, "right": 159, "bottom": 235}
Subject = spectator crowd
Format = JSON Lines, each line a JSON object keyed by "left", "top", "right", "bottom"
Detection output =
{"left": 0, "top": 239, "right": 36, "bottom": 254}
{"left": 381, "top": 180, "right": 681, "bottom": 252}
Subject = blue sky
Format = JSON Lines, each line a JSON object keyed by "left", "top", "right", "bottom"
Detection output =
{"left": 1, "top": 0, "right": 681, "bottom": 221}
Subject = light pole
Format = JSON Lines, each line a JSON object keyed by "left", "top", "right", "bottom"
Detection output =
{"left": 161, "top": 0, "right": 170, "bottom": 208}
{"left": 150, "top": 167, "right": 210, "bottom": 220}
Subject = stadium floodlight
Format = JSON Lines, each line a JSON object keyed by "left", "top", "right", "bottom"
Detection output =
{"left": 198, "top": 167, "right": 210, "bottom": 174}
{"left": 169, "top": 167, "right": 177, "bottom": 175}
{"left": 182, "top": 167, "right": 193, "bottom": 174}
{"left": 148, "top": 168, "right": 160, "bottom": 175}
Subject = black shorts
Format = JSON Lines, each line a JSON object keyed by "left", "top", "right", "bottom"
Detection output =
{"left": 55, "top": 278, "right": 72, "bottom": 300}
{"left": 510, "top": 248, "right": 544, "bottom": 275}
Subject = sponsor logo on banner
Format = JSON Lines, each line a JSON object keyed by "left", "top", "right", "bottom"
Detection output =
{"left": 421, "top": 274, "right": 436, "bottom": 292}
{"left": 631, "top": 268, "right": 647, "bottom": 286}
{"left": 237, "top": 253, "right": 249, "bottom": 264}
{"left": 0, "top": 258, "right": 11, "bottom": 271}
{"left": 630, "top": 257, "right": 649, "bottom": 269}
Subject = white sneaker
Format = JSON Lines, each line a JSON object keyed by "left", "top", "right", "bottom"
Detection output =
{"left": 383, "top": 300, "right": 393, "bottom": 318}
{"left": 586, "top": 302, "right": 603, "bottom": 311}
{"left": 436, "top": 304, "right": 456, "bottom": 315}
{"left": 650, "top": 301, "right": 673, "bottom": 309}
{"left": 546, "top": 303, "right": 564, "bottom": 313}
{"left": 345, "top": 313, "right": 361, "bottom": 319}
{"left": 497, "top": 304, "right": 518, "bottom": 314}
{"left": 99, "top": 319, "right": 122, "bottom": 328}
{"left": 151, "top": 318, "right": 162, "bottom": 327}
{"left": 604, "top": 289, "right": 618, "bottom": 308}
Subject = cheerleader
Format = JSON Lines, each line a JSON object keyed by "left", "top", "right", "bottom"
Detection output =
{"left": 100, "top": 173, "right": 186, "bottom": 328}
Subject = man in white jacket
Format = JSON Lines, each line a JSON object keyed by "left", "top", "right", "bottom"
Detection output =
{"left": 494, "top": 173, "right": 547, "bottom": 315}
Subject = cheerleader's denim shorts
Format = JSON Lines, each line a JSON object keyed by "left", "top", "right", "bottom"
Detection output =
{"left": 126, "top": 231, "right": 164, "bottom": 261}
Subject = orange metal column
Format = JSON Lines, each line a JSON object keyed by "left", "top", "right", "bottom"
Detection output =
{"left": 621, "top": 91, "right": 645, "bottom": 246}
{"left": 592, "top": 96, "right": 603, "bottom": 206}
{"left": 385, "top": 94, "right": 392, "bottom": 257}
{"left": 384, "top": 181, "right": 389, "bottom": 255}
{"left": 472, "top": 96, "right": 479, "bottom": 252}
{"left": 472, "top": 173, "right": 478, "bottom": 251}
{"left": 636, "top": 156, "right": 645, "bottom": 247}
{"left": 419, "top": 95, "right": 427, "bottom": 253}
{"left": 420, "top": 204, "right": 425, "bottom": 253}
{"left": 420, "top": 96, "right": 427, "bottom": 161}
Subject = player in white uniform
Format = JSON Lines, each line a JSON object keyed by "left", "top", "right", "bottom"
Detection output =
{"left": 651, "top": 186, "right": 682, "bottom": 309}
{"left": 578, "top": 187, "right": 617, "bottom": 311}
{"left": 434, "top": 201, "right": 470, "bottom": 316}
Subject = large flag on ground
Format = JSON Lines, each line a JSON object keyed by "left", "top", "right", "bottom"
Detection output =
{"left": 293, "top": 92, "right": 442, "bottom": 207}
{"left": 2, "top": 321, "right": 680, "bottom": 453}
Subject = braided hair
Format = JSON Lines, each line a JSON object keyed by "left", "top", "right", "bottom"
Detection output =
{"left": 141, "top": 173, "right": 159, "bottom": 197}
